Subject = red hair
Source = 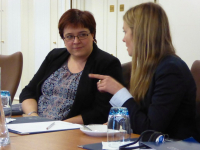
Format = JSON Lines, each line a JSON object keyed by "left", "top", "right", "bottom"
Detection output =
{"left": 58, "top": 9, "right": 97, "bottom": 42}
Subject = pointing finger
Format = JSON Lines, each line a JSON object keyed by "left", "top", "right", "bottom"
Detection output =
{"left": 89, "top": 74, "right": 107, "bottom": 80}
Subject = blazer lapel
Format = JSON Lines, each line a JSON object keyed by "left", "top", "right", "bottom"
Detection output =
{"left": 67, "top": 43, "right": 97, "bottom": 117}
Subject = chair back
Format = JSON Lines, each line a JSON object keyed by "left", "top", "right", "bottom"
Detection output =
{"left": 191, "top": 60, "right": 200, "bottom": 103}
{"left": 121, "top": 61, "right": 132, "bottom": 90}
{"left": 0, "top": 52, "right": 23, "bottom": 103}
{"left": 191, "top": 60, "right": 200, "bottom": 134}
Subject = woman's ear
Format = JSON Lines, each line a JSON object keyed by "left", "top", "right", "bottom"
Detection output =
{"left": 91, "top": 33, "right": 94, "bottom": 38}
{"left": 92, "top": 33, "right": 95, "bottom": 42}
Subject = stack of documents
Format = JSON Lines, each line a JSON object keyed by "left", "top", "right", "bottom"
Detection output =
{"left": 7, "top": 121, "right": 82, "bottom": 134}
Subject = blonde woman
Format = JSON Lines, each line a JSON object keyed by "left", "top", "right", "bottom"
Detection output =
{"left": 89, "top": 2, "right": 197, "bottom": 140}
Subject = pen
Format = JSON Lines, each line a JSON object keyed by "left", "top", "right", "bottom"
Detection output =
{"left": 20, "top": 132, "right": 30, "bottom": 135}
{"left": 46, "top": 122, "right": 55, "bottom": 130}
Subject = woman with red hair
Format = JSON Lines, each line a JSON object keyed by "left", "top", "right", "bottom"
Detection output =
{"left": 20, "top": 9, "right": 123, "bottom": 125}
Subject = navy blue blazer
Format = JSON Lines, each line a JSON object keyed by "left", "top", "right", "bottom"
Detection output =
{"left": 20, "top": 43, "right": 124, "bottom": 124}
{"left": 123, "top": 55, "right": 196, "bottom": 140}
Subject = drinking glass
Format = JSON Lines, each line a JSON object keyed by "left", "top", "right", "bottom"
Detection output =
{"left": 0, "top": 92, "right": 10, "bottom": 146}
{"left": 0, "top": 91, "right": 12, "bottom": 122}
{"left": 107, "top": 107, "right": 131, "bottom": 148}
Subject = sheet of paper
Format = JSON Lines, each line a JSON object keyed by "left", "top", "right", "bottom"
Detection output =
{"left": 6, "top": 118, "right": 16, "bottom": 123}
{"left": 7, "top": 121, "right": 82, "bottom": 134}
{"left": 102, "top": 142, "right": 155, "bottom": 150}
{"left": 102, "top": 141, "right": 138, "bottom": 150}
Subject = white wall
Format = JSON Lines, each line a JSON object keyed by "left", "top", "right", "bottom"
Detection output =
{"left": 34, "top": 0, "right": 50, "bottom": 72}
{"left": 159, "top": 0, "right": 200, "bottom": 68}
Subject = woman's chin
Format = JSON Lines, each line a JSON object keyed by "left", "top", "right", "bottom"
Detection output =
{"left": 128, "top": 51, "right": 132, "bottom": 57}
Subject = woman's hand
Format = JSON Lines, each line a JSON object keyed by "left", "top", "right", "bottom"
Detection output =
{"left": 89, "top": 74, "right": 124, "bottom": 95}
{"left": 103, "top": 122, "right": 108, "bottom": 125}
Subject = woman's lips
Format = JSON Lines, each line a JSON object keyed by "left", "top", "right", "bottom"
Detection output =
{"left": 73, "top": 46, "right": 83, "bottom": 50}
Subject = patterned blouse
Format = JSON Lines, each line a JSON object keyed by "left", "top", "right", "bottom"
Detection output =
{"left": 38, "top": 61, "right": 83, "bottom": 120}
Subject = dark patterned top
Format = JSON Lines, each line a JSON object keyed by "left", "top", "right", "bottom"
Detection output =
{"left": 37, "top": 61, "right": 83, "bottom": 120}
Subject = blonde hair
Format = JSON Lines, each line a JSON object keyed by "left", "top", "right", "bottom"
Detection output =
{"left": 123, "top": 2, "right": 175, "bottom": 102}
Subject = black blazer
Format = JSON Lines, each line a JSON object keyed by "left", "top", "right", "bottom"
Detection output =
{"left": 20, "top": 43, "right": 124, "bottom": 124}
{"left": 123, "top": 55, "right": 196, "bottom": 140}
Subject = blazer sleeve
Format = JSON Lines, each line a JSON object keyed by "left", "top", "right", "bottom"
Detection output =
{"left": 81, "top": 57, "right": 124, "bottom": 124}
{"left": 122, "top": 62, "right": 187, "bottom": 134}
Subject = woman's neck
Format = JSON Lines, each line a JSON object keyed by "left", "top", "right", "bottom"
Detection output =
{"left": 67, "top": 55, "right": 88, "bottom": 73}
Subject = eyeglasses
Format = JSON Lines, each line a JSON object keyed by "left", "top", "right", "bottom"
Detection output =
{"left": 64, "top": 32, "right": 91, "bottom": 42}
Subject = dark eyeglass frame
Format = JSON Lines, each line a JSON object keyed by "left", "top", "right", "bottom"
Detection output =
{"left": 64, "top": 32, "right": 91, "bottom": 42}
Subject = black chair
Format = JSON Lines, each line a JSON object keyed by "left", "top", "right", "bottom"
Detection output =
{"left": 121, "top": 61, "right": 131, "bottom": 90}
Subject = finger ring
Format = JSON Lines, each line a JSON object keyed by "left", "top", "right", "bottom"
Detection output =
{"left": 98, "top": 80, "right": 101, "bottom": 83}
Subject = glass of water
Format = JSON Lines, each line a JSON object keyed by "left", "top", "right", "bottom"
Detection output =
{"left": 107, "top": 107, "right": 131, "bottom": 148}
{"left": 0, "top": 91, "right": 10, "bottom": 146}
{"left": 0, "top": 91, "right": 12, "bottom": 122}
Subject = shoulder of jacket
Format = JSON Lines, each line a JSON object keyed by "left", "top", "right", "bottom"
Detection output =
{"left": 156, "top": 55, "right": 188, "bottom": 76}
{"left": 158, "top": 55, "right": 182, "bottom": 68}
{"left": 94, "top": 48, "right": 119, "bottom": 62}
{"left": 49, "top": 48, "right": 68, "bottom": 55}
{"left": 47, "top": 48, "right": 69, "bottom": 59}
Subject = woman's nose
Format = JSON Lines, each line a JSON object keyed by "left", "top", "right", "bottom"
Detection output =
{"left": 122, "top": 37, "right": 125, "bottom": 42}
{"left": 73, "top": 36, "right": 80, "bottom": 43}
